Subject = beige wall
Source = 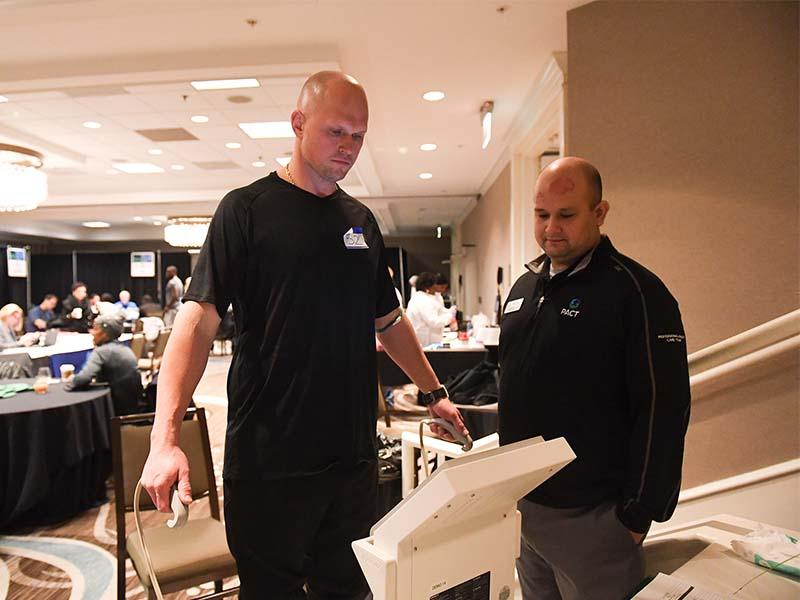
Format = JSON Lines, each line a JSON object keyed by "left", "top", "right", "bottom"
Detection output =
{"left": 566, "top": 0, "right": 799, "bottom": 487}
{"left": 567, "top": 0, "right": 799, "bottom": 353}
{"left": 457, "top": 164, "right": 511, "bottom": 318}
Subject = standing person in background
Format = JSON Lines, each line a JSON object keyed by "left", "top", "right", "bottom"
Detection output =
{"left": 25, "top": 294, "right": 58, "bottom": 332}
{"left": 138, "top": 294, "right": 162, "bottom": 318}
{"left": 162, "top": 265, "right": 183, "bottom": 327}
{"left": 406, "top": 272, "right": 457, "bottom": 347}
{"left": 499, "top": 156, "right": 691, "bottom": 600}
{"left": 61, "top": 282, "right": 92, "bottom": 333}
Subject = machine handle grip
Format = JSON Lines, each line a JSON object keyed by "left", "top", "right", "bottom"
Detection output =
{"left": 428, "top": 418, "right": 473, "bottom": 451}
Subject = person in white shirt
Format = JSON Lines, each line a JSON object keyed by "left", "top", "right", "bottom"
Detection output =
{"left": 406, "top": 272, "right": 456, "bottom": 347}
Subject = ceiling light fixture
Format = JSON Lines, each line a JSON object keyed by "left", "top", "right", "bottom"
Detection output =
{"left": 191, "top": 78, "right": 260, "bottom": 91}
{"left": 252, "top": 160, "right": 266, "bottom": 168}
{"left": 164, "top": 216, "right": 212, "bottom": 248}
{"left": 133, "top": 216, "right": 143, "bottom": 222}
{"left": 238, "top": 121, "right": 294, "bottom": 139}
{"left": 0, "top": 95, "right": 8, "bottom": 103}
{"left": 148, "top": 148, "right": 163, "bottom": 155}
{"left": 419, "top": 172, "right": 433, "bottom": 180}
{"left": 423, "top": 91, "right": 446, "bottom": 102}
{"left": 436, "top": 225, "right": 443, "bottom": 239}
{"left": 153, "top": 220, "right": 163, "bottom": 226}
{"left": 420, "top": 143, "right": 437, "bottom": 152}
{"left": 171, "top": 164, "right": 185, "bottom": 171}
{"left": 480, "top": 100, "right": 494, "bottom": 150}
{"left": 191, "top": 115, "right": 209, "bottom": 123}
{"left": 112, "top": 163, "right": 164, "bottom": 174}
{"left": 83, "top": 121, "right": 102, "bottom": 129}
{"left": 0, "top": 143, "right": 47, "bottom": 212}
{"left": 225, "top": 142, "right": 241, "bottom": 149}
{"left": 82, "top": 221, "right": 110, "bottom": 228}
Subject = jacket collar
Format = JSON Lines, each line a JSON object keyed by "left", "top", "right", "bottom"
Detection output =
{"left": 525, "top": 235, "right": 613, "bottom": 278}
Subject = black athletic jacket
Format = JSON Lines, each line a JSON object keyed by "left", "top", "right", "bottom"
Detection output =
{"left": 498, "top": 236, "right": 691, "bottom": 533}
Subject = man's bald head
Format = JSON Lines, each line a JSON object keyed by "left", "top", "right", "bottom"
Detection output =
{"left": 539, "top": 156, "right": 603, "bottom": 208}
{"left": 297, "top": 71, "right": 368, "bottom": 118}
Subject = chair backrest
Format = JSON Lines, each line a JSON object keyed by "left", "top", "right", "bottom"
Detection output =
{"left": 151, "top": 328, "right": 171, "bottom": 359}
{"left": 0, "top": 353, "right": 33, "bottom": 378}
{"left": 129, "top": 333, "right": 146, "bottom": 359}
{"left": 111, "top": 407, "right": 218, "bottom": 514}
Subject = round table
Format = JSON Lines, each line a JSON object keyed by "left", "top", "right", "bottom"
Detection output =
{"left": 0, "top": 379, "right": 114, "bottom": 532}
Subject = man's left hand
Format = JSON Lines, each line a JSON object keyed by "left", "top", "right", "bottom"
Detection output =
{"left": 427, "top": 398, "right": 469, "bottom": 441}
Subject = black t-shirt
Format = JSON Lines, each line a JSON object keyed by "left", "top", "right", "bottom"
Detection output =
{"left": 185, "top": 172, "right": 399, "bottom": 479}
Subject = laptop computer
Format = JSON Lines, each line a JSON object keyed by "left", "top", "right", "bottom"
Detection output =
{"left": 42, "top": 328, "right": 59, "bottom": 346}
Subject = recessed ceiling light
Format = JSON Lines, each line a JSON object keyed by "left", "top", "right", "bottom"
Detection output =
{"left": 0, "top": 95, "right": 7, "bottom": 103}
{"left": 133, "top": 216, "right": 143, "bottom": 221}
{"left": 190, "top": 78, "right": 260, "bottom": 91}
{"left": 83, "top": 121, "right": 102, "bottom": 129}
{"left": 420, "top": 143, "right": 438, "bottom": 152}
{"left": 238, "top": 121, "right": 294, "bottom": 139}
{"left": 422, "top": 91, "right": 445, "bottom": 102}
{"left": 148, "top": 148, "right": 163, "bottom": 155}
{"left": 252, "top": 160, "right": 266, "bottom": 168}
{"left": 398, "top": 147, "right": 408, "bottom": 155}
{"left": 112, "top": 162, "right": 164, "bottom": 174}
{"left": 153, "top": 221, "right": 163, "bottom": 226}
{"left": 106, "top": 169, "right": 119, "bottom": 175}
{"left": 171, "top": 164, "right": 185, "bottom": 171}
{"left": 83, "top": 221, "right": 110, "bottom": 228}
{"left": 225, "top": 142, "right": 241, "bottom": 149}
{"left": 275, "top": 156, "right": 291, "bottom": 167}
{"left": 419, "top": 172, "right": 433, "bottom": 180}
{"left": 190, "top": 115, "right": 209, "bottom": 123}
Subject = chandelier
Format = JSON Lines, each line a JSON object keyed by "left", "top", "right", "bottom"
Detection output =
{"left": 0, "top": 143, "right": 48, "bottom": 212}
{"left": 163, "top": 216, "right": 211, "bottom": 248}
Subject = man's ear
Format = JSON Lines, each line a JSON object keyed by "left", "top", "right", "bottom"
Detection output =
{"left": 290, "top": 109, "right": 305, "bottom": 137}
{"left": 595, "top": 200, "right": 610, "bottom": 226}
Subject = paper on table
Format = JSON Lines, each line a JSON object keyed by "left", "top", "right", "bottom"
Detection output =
{"left": 633, "top": 573, "right": 734, "bottom": 600}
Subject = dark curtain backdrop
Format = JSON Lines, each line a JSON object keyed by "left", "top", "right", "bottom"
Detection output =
{"left": 0, "top": 245, "right": 28, "bottom": 309}
{"left": 30, "top": 254, "right": 72, "bottom": 311}
{"left": 384, "top": 247, "right": 409, "bottom": 304}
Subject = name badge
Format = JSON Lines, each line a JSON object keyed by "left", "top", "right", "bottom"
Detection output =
{"left": 343, "top": 227, "right": 369, "bottom": 250}
{"left": 504, "top": 298, "right": 524, "bottom": 314}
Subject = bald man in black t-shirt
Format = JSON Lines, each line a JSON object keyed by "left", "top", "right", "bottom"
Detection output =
{"left": 141, "top": 71, "right": 468, "bottom": 599}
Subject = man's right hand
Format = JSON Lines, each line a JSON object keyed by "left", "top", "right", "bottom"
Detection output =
{"left": 140, "top": 444, "right": 193, "bottom": 512}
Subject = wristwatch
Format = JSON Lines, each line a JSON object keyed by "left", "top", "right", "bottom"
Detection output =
{"left": 420, "top": 385, "right": 449, "bottom": 406}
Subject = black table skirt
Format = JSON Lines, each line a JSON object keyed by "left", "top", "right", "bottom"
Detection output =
{"left": 0, "top": 381, "right": 114, "bottom": 531}
{"left": 377, "top": 348, "right": 488, "bottom": 386}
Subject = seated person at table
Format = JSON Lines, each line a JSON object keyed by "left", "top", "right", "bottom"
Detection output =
{"left": 61, "top": 282, "right": 93, "bottom": 333}
{"left": 0, "top": 303, "right": 40, "bottom": 350}
{"left": 114, "top": 290, "right": 140, "bottom": 321}
{"left": 406, "top": 272, "right": 457, "bottom": 347}
{"left": 25, "top": 294, "right": 58, "bottom": 332}
{"left": 65, "top": 314, "right": 142, "bottom": 415}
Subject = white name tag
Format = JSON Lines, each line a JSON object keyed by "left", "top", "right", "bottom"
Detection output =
{"left": 343, "top": 227, "right": 369, "bottom": 250}
{"left": 504, "top": 298, "right": 524, "bottom": 314}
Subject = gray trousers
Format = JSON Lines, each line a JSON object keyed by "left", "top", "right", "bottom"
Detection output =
{"left": 517, "top": 499, "right": 645, "bottom": 600}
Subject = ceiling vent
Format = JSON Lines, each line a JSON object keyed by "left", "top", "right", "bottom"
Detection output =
{"left": 136, "top": 128, "right": 198, "bottom": 142}
{"left": 193, "top": 161, "right": 240, "bottom": 170}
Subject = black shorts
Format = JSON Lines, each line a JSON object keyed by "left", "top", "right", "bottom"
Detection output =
{"left": 223, "top": 460, "right": 377, "bottom": 600}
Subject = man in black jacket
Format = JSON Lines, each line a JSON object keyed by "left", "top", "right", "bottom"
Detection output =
{"left": 499, "top": 157, "right": 691, "bottom": 599}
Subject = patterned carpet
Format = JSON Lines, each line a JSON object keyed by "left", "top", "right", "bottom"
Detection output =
{"left": 0, "top": 357, "right": 237, "bottom": 600}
